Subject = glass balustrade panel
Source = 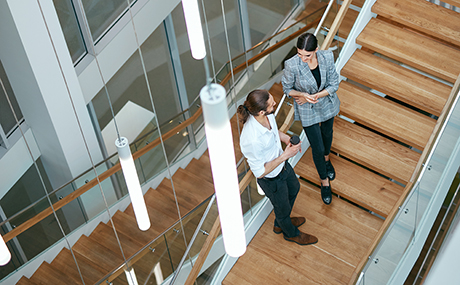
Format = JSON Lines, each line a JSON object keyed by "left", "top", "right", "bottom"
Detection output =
{"left": 416, "top": 98, "right": 460, "bottom": 226}
{"left": 362, "top": 187, "right": 419, "bottom": 285}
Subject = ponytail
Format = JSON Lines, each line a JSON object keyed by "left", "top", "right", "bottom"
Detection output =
{"left": 237, "top": 89, "right": 270, "bottom": 124}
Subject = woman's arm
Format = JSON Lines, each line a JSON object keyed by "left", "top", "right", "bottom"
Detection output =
{"left": 323, "top": 51, "right": 340, "bottom": 96}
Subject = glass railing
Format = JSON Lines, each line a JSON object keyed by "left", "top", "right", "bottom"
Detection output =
{"left": 94, "top": 195, "right": 214, "bottom": 285}
{"left": 0, "top": 1, "right": 343, "bottom": 282}
{"left": 357, "top": 85, "right": 460, "bottom": 284}
{"left": 0, "top": 100, "right": 204, "bottom": 281}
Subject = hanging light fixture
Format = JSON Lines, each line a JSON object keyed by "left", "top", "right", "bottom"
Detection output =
{"left": 0, "top": 234, "right": 11, "bottom": 266}
{"left": 200, "top": 83, "right": 246, "bottom": 257}
{"left": 125, "top": 267, "right": 139, "bottom": 285}
{"left": 182, "top": 0, "right": 206, "bottom": 59}
{"left": 116, "top": 137, "right": 151, "bottom": 231}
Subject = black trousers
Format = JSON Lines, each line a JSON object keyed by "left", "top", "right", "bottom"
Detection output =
{"left": 257, "top": 162, "right": 300, "bottom": 238}
{"left": 303, "top": 117, "right": 334, "bottom": 180}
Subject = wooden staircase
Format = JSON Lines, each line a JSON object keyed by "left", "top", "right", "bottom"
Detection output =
{"left": 17, "top": 156, "right": 215, "bottom": 284}
{"left": 224, "top": 0, "right": 460, "bottom": 284}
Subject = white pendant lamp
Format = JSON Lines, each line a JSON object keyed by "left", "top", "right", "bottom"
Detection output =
{"left": 125, "top": 267, "right": 139, "bottom": 285}
{"left": 200, "top": 83, "right": 246, "bottom": 257}
{"left": 116, "top": 137, "right": 151, "bottom": 231}
{"left": 0, "top": 235, "right": 11, "bottom": 266}
{"left": 182, "top": 0, "right": 206, "bottom": 59}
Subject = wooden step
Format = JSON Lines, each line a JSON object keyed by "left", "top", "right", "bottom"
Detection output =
{"left": 269, "top": 82, "right": 284, "bottom": 104}
{"left": 341, "top": 49, "right": 451, "bottom": 116}
{"left": 441, "top": 0, "right": 460, "bottom": 8}
{"left": 338, "top": 81, "right": 436, "bottom": 150}
{"left": 372, "top": 0, "right": 460, "bottom": 47}
{"left": 357, "top": 18, "right": 460, "bottom": 83}
{"left": 169, "top": 168, "right": 214, "bottom": 208}
{"left": 224, "top": 181, "right": 383, "bottom": 284}
{"left": 333, "top": 117, "right": 420, "bottom": 183}
{"left": 125, "top": 187, "right": 180, "bottom": 236}
{"left": 50, "top": 247, "right": 106, "bottom": 284}
{"left": 72, "top": 234, "right": 124, "bottom": 273}
{"left": 90, "top": 222, "right": 142, "bottom": 258}
{"left": 30, "top": 261, "right": 80, "bottom": 284}
{"left": 16, "top": 276, "right": 35, "bottom": 285}
{"left": 295, "top": 148, "right": 403, "bottom": 217}
{"left": 184, "top": 158, "right": 213, "bottom": 184}
{"left": 111, "top": 210, "right": 157, "bottom": 246}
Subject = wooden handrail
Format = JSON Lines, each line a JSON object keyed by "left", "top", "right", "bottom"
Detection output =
{"left": 3, "top": 108, "right": 203, "bottom": 243}
{"left": 220, "top": 6, "right": 327, "bottom": 68}
{"left": 347, "top": 73, "right": 460, "bottom": 284}
{"left": 320, "top": 0, "right": 353, "bottom": 50}
{"left": 219, "top": 18, "right": 321, "bottom": 87}
{"left": 3, "top": 11, "right": 322, "bottom": 245}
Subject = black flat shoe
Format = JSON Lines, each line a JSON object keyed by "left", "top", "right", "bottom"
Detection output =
{"left": 326, "top": 160, "right": 336, "bottom": 181}
{"left": 321, "top": 184, "right": 332, "bottom": 205}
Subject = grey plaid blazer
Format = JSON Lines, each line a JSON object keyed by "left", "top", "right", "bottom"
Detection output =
{"left": 282, "top": 50, "right": 340, "bottom": 127}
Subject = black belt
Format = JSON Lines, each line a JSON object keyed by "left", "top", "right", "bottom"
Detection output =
{"left": 261, "top": 163, "right": 287, "bottom": 181}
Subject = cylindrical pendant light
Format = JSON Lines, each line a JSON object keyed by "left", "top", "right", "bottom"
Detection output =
{"left": 116, "top": 137, "right": 151, "bottom": 231}
{"left": 125, "top": 267, "right": 139, "bottom": 285}
{"left": 0, "top": 235, "right": 11, "bottom": 266}
{"left": 200, "top": 83, "right": 246, "bottom": 257}
{"left": 182, "top": 0, "right": 206, "bottom": 59}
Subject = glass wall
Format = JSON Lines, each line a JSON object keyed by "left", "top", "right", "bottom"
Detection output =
{"left": 246, "top": 0, "right": 297, "bottom": 46}
{"left": 81, "top": 0, "right": 130, "bottom": 42}
{"left": 0, "top": 0, "right": 304, "bottom": 282}
{"left": 53, "top": 0, "right": 87, "bottom": 62}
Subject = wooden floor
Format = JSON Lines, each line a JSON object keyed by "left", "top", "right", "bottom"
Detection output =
{"left": 224, "top": 181, "right": 383, "bottom": 285}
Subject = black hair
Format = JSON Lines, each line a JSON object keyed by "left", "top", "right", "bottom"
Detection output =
{"left": 237, "top": 89, "right": 270, "bottom": 124}
{"left": 296, "top": 32, "right": 318, "bottom": 51}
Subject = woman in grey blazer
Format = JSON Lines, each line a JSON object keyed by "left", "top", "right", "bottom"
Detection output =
{"left": 281, "top": 33, "right": 340, "bottom": 205}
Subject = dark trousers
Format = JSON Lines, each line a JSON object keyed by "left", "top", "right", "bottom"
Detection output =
{"left": 257, "top": 162, "right": 300, "bottom": 238}
{"left": 303, "top": 117, "right": 334, "bottom": 180}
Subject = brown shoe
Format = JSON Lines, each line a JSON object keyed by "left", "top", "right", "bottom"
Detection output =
{"left": 284, "top": 231, "right": 318, "bottom": 246}
{"left": 273, "top": 217, "right": 306, "bottom": 234}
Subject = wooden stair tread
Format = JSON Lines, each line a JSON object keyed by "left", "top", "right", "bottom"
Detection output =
{"left": 123, "top": 189, "right": 179, "bottom": 232}
{"left": 90, "top": 222, "right": 142, "bottom": 258}
{"left": 72, "top": 235, "right": 124, "bottom": 273}
{"left": 338, "top": 81, "right": 436, "bottom": 150}
{"left": 111, "top": 211, "right": 156, "bottom": 247}
{"left": 357, "top": 18, "right": 460, "bottom": 83}
{"left": 352, "top": 0, "right": 366, "bottom": 7}
{"left": 16, "top": 276, "right": 35, "bottom": 285}
{"left": 269, "top": 82, "right": 284, "bottom": 104}
{"left": 224, "top": 181, "right": 383, "bottom": 284}
{"left": 184, "top": 158, "right": 213, "bottom": 184}
{"left": 372, "top": 0, "right": 460, "bottom": 47}
{"left": 170, "top": 168, "right": 214, "bottom": 206}
{"left": 333, "top": 117, "right": 420, "bottom": 183}
{"left": 295, "top": 148, "right": 403, "bottom": 217}
{"left": 441, "top": 0, "right": 460, "bottom": 8}
{"left": 50, "top": 247, "right": 106, "bottom": 284}
{"left": 30, "top": 262, "right": 79, "bottom": 284}
{"left": 141, "top": 188, "right": 182, "bottom": 223}
{"left": 341, "top": 49, "right": 451, "bottom": 116}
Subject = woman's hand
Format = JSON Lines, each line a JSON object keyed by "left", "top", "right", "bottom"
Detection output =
{"left": 295, "top": 93, "right": 318, "bottom": 105}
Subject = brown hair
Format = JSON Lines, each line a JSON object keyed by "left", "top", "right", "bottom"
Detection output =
{"left": 237, "top": 89, "right": 270, "bottom": 124}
